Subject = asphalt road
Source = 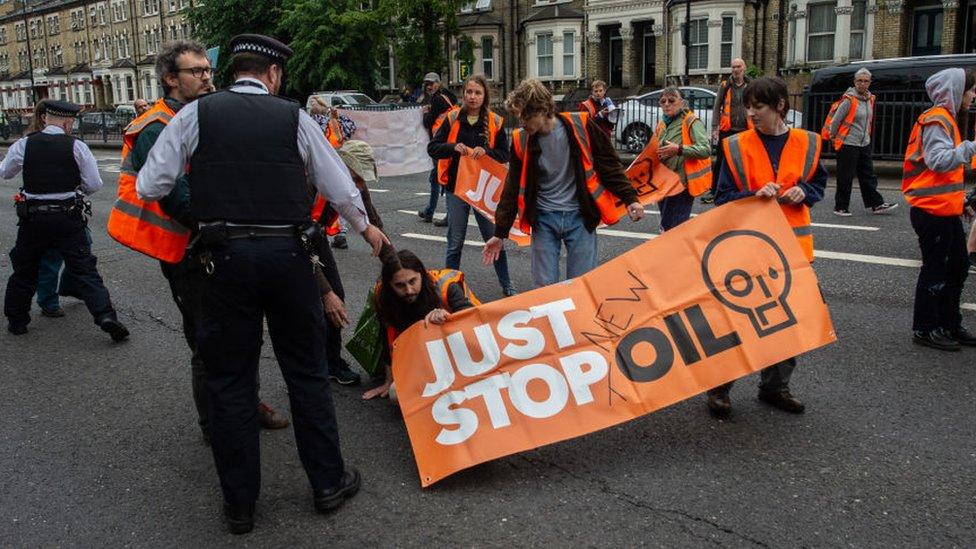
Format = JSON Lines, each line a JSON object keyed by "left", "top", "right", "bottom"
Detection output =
{"left": 0, "top": 150, "right": 974, "bottom": 547}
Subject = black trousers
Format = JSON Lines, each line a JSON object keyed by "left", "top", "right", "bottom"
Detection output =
{"left": 909, "top": 207, "right": 968, "bottom": 332}
{"left": 659, "top": 189, "right": 695, "bottom": 232}
{"left": 834, "top": 144, "right": 884, "bottom": 211}
{"left": 708, "top": 357, "right": 797, "bottom": 397}
{"left": 315, "top": 239, "right": 348, "bottom": 370}
{"left": 160, "top": 256, "right": 209, "bottom": 434}
{"left": 4, "top": 211, "right": 116, "bottom": 327}
{"left": 198, "top": 237, "right": 343, "bottom": 505}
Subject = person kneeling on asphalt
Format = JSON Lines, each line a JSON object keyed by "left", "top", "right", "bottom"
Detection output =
{"left": 709, "top": 76, "right": 828, "bottom": 418}
{"left": 362, "top": 249, "right": 475, "bottom": 402}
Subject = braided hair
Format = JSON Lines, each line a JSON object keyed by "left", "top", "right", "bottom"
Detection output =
{"left": 463, "top": 74, "right": 493, "bottom": 147}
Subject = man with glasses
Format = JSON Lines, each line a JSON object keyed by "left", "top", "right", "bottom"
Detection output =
{"left": 826, "top": 67, "right": 898, "bottom": 216}
{"left": 108, "top": 40, "right": 291, "bottom": 446}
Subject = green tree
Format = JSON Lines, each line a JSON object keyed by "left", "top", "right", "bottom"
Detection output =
{"left": 278, "top": 0, "right": 385, "bottom": 99}
{"left": 187, "top": 0, "right": 284, "bottom": 88}
{"left": 378, "top": 0, "right": 465, "bottom": 88}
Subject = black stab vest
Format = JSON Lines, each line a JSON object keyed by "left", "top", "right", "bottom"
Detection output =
{"left": 190, "top": 89, "right": 310, "bottom": 224}
{"left": 22, "top": 132, "right": 82, "bottom": 194}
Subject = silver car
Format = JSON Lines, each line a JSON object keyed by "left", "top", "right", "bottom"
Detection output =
{"left": 611, "top": 86, "right": 802, "bottom": 154}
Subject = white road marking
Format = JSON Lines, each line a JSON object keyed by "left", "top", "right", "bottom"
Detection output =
{"left": 367, "top": 188, "right": 389, "bottom": 193}
{"left": 962, "top": 303, "right": 976, "bottom": 312}
{"left": 401, "top": 233, "right": 484, "bottom": 247}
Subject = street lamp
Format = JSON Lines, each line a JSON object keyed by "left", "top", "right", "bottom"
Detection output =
{"left": 21, "top": 0, "right": 36, "bottom": 105}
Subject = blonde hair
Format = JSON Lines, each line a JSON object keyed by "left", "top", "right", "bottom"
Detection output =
{"left": 659, "top": 86, "right": 686, "bottom": 108}
{"left": 505, "top": 78, "right": 555, "bottom": 119}
{"left": 591, "top": 79, "right": 607, "bottom": 90}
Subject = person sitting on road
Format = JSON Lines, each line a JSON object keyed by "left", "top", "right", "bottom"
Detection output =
{"left": 362, "top": 249, "right": 476, "bottom": 401}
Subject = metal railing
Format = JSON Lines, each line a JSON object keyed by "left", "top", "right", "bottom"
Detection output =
{"left": 0, "top": 111, "right": 133, "bottom": 144}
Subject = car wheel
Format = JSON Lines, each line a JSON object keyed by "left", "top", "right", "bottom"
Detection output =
{"left": 623, "top": 123, "right": 651, "bottom": 154}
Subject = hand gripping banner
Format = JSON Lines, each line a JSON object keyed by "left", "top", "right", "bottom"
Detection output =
{"left": 624, "top": 138, "right": 684, "bottom": 206}
{"left": 392, "top": 198, "right": 836, "bottom": 486}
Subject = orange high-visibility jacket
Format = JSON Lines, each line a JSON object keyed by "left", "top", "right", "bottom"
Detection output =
{"left": 821, "top": 93, "right": 875, "bottom": 151}
{"left": 436, "top": 109, "right": 504, "bottom": 186}
{"left": 723, "top": 128, "right": 822, "bottom": 262}
{"left": 902, "top": 106, "right": 967, "bottom": 217}
{"left": 381, "top": 269, "right": 481, "bottom": 350}
{"left": 106, "top": 98, "right": 191, "bottom": 263}
{"left": 653, "top": 111, "right": 712, "bottom": 196}
{"left": 511, "top": 111, "right": 628, "bottom": 235}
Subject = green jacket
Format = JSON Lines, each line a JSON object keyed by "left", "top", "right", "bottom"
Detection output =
{"left": 657, "top": 109, "right": 711, "bottom": 185}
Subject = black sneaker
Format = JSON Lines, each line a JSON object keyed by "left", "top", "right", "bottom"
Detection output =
{"left": 833, "top": 209, "right": 852, "bottom": 217}
{"left": 947, "top": 326, "right": 976, "bottom": 347}
{"left": 871, "top": 203, "right": 899, "bottom": 215}
{"left": 99, "top": 317, "right": 130, "bottom": 342}
{"left": 417, "top": 210, "right": 432, "bottom": 223}
{"left": 7, "top": 323, "right": 27, "bottom": 335}
{"left": 223, "top": 501, "right": 255, "bottom": 535}
{"left": 329, "top": 359, "right": 361, "bottom": 386}
{"left": 314, "top": 466, "right": 361, "bottom": 514}
{"left": 331, "top": 235, "right": 348, "bottom": 249}
{"left": 913, "top": 329, "right": 960, "bottom": 352}
{"left": 41, "top": 307, "right": 65, "bottom": 318}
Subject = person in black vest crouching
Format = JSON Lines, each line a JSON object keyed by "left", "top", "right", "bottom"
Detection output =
{"left": 1, "top": 100, "right": 129, "bottom": 340}
{"left": 136, "top": 34, "right": 389, "bottom": 534}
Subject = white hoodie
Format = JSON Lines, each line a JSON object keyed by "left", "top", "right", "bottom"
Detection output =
{"left": 920, "top": 67, "right": 976, "bottom": 173}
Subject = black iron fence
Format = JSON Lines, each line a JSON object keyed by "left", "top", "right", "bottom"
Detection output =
{"left": 0, "top": 111, "right": 133, "bottom": 145}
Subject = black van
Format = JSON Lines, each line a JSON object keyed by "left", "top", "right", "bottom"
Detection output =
{"left": 803, "top": 54, "right": 976, "bottom": 160}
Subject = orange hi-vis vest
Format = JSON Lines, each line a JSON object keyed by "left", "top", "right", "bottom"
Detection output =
{"left": 437, "top": 109, "right": 504, "bottom": 185}
{"left": 718, "top": 80, "right": 754, "bottom": 132}
{"left": 653, "top": 111, "right": 712, "bottom": 196}
{"left": 382, "top": 269, "right": 481, "bottom": 349}
{"left": 821, "top": 93, "right": 875, "bottom": 151}
{"left": 324, "top": 116, "right": 344, "bottom": 148}
{"left": 511, "top": 111, "right": 627, "bottom": 235}
{"left": 902, "top": 106, "right": 967, "bottom": 217}
{"left": 107, "top": 98, "right": 191, "bottom": 263}
{"left": 723, "top": 128, "right": 821, "bottom": 262}
{"left": 310, "top": 195, "right": 342, "bottom": 236}
{"left": 431, "top": 104, "right": 460, "bottom": 137}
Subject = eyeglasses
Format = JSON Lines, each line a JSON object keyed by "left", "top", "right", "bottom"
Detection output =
{"left": 176, "top": 67, "right": 213, "bottom": 79}
{"left": 659, "top": 97, "right": 679, "bottom": 105}
{"left": 855, "top": 79, "right": 871, "bottom": 83}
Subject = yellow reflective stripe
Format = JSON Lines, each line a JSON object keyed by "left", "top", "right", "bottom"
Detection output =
{"left": 686, "top": 165, "right": 711, "bottom": 180}
{"left": 112, "top": 198, "right": 191, "bottom": 234}
{"left": 726, "top": 134, "right": 747, "bottom": 190}
{"left": 793, "top": 225, "right": 813, "bottom": 237}
{"left": 124, "top": 112, "right": 172, "bottom": 135}
{"left": 902, "top": 162, "right": 927, "bottom": 180}
{"left": 904, "top": 182, "right": 965, "bottom": 196}
{"left": 565, "top": 112, "right": 594, "bottom": 165}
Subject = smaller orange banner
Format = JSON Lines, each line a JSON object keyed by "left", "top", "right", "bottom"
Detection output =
{"left": 625, "top": 136, "right": 684, "bottom": 205}
{"left": 455, "top": 155, "right": 531, "bottom": 246}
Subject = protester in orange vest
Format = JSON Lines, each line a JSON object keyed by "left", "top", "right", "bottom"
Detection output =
{"left": 363, "top": 249, "right": 475, "bottom": 401}
{"left": 419, "top": 72, "right": 457, "bottom": 226}
{"left": 711, "top": 76, "right": 828, "bottom": 418}
{"left": 902, "top": 68, "right": 976, "bottom": 352}
{"left": 577, "top": 79, "right": 615, "bottom": 138}
{"left": 110, "top": 41, "right": 290, "bottom": 440}
{"left": 648, "top": 86, "right": 712, "bottom": 231}
{"left": 825, "top": 68, "right": 898, "bottom": 216}
{"left": 705, "top": 58, "right": 751, "bottom": 204}
{"left": 484, "top": 78, "right": 644, "bottom": 288}
{"left": 427, "top": 74, "right": 515, "bottom": 297}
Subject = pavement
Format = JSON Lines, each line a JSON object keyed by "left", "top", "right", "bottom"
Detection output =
{"left": 0, "top": 150, "right": 974, "bottom": 546}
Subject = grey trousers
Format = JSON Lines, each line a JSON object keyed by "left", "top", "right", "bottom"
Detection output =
{"left": 708, "top": 357, "right": 796, "bottom": 396}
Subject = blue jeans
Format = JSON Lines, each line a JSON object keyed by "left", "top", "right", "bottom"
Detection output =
{"left": 422, "top": 168, "right": 442, "bottom": 217}
{"left": 659, "top": 188, "right": 694, "bottom": 232}
{"left": 35, "top": 226, "right": 92, "bottom": 311}
{"left": 445, "top": 193, "right": 513, "bottom": 293}
{"left": 530, "top": 209, "right": 597, "bottom": 288}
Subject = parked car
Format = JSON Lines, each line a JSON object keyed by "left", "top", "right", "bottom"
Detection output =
{"left": 305, "top": 90, "right": 377, "bottom": 110}
{"left": 612, "top": 86, "right": 802, "bottom": 154}
{"left": 77, "top": 112, "right": 123, "bottom": 136}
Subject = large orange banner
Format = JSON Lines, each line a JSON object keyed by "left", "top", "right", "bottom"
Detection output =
{"left": 454, "top": 156, "right": 531, "bottom": 246}
{"left": 392, "top": 198, "right": 836, "bottom": 487}
{"left": 625, "top": 137, "right": 685, "bottom": 205}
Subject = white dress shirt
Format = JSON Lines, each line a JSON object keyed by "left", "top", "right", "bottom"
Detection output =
{"left": 0, "top": 125, "right": 104, "bottom": 200}
{"left": 136, "top": 77, "right": 369, "bottom": 233}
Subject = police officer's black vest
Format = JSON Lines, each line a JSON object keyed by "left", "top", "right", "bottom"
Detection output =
{"left": 190, "top": 89, "right": 310, "bottom": 224}
{"left": 22, "top": 131, "right": 82, "bottom": 194}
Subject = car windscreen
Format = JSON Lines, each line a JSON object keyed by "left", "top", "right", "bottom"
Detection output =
{"left": 348, "top": 94, "right": 375, "bottom": 105}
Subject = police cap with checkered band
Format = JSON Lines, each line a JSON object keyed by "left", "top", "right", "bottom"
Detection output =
{"left": 228, "top": 34, "right": 293, "bottom": 63}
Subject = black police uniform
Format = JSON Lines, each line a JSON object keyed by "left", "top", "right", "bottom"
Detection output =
{"left": 3, "top": 101, "right": 127, "bottom": 340}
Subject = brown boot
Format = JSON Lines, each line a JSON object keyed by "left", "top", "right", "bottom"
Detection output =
{"left": 257, "top": 402, "right": 290, "bottom": 429}
{"left": 706, "top": 393, "right": 732, "bottom": 419}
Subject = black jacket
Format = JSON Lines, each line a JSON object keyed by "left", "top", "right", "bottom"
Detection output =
{"left": 422, "top": 88, "right": 458, "bottom": 135}
{"left": 427, "top": 111, "right": 509, "bottom": 193}
{"left": 494, "top": 115, "right": 638, "bottom": 237}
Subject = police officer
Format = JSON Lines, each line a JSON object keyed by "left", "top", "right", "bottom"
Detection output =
{"left": 136, "top": 34, "right": 388, "bottom": 534}
{"left": 2, "top": 100, "right": 129, "bottom": 341}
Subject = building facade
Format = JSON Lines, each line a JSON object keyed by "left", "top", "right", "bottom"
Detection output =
{"left": 0, "top": 0, "right": 194, "bottom": 112}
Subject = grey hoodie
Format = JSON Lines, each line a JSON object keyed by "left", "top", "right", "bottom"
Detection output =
{"left": 920, "top": 68, "right": 976, "bottom": 173}
{"left": 828, "top": 87, "right": 872, "bottom": 147}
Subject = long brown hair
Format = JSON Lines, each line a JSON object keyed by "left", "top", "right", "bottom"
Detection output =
{"left": 462, "top": 74, "right": 493, "bottom": 147}
{"left": 375, "top": 249, "right": 442, "bottom": 332}
{"left": 27, "top": 100, "right": 48, "bottom": 133}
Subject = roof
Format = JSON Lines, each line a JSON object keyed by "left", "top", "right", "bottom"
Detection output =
{"left": 110, "top": 59, "right": 136, "bottom": 69}
{"left": 459, "top": 11, "right": 503, "bottom": 27}
{"left": 47, "top": 66, "right": 66, "bottom": 76}
{"left": 137, "top": 55, "right": 156, "bottom": 66}
{"left": 67, "top": 63, "right": 90, "bottom": 74}
{"left": 521, "top": 4, "right": 583, "bottom": 26}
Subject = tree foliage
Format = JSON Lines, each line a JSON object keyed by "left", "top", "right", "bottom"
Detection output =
{"left": 188, "top": 0, "right": 466, "bottom": 99}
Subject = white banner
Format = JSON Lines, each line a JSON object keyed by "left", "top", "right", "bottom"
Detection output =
{"left": 343, "top": 107, "right": 432, "bottom": 177}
